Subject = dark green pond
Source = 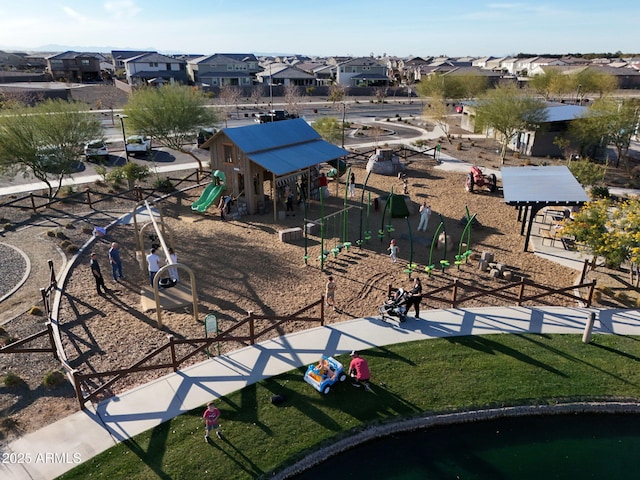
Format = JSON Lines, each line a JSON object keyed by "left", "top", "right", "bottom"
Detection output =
{"left": 293, "top": 413, "right": 640, "bottom": 479}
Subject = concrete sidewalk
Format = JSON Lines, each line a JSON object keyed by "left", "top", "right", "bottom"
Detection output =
{"left": 3, "top": 306, "right": 640, "bottom": 480}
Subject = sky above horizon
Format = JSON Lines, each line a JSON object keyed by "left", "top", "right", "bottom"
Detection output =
{"left": 0, "top": 1, "right": 638, "bottom": 58}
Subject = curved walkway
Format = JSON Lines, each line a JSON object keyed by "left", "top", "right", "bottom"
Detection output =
{"left": 4, "top": 306, "right": 640, "bottom": 480}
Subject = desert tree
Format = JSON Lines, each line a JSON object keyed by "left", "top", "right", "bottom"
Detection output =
{"left": 250, "top": 85, "right": 264, "bottom": 105}
{"left": 218, "top": 85, "right": 243, "bottom": 126}
{"left": 416, "top": 73, "right": 488, "bottom": 101}
{"left": 124, "top": 84, "right": 219, "bottom": 171}
{"left": 528, "top": 69, "right": 573, "bottom": 101}
{"left": 284, "top": 84, "right": 304, "bottom": 116}
{"left": 312, "top": 117, "right": 342, "bottom": 145}
{"left": 571, "top": 97, "right": 640, "bottom": 174}
{"left": 474, "top": 84, "right": 547, "bottom": 163}
{"left": 574, "top": 68, "right": 618, "bottom": 102}
{"left": 0, "top": 99, "right": 102, "bottom": 198}
{"left": 423, "top": 93, "right": 452, "bottom": 143}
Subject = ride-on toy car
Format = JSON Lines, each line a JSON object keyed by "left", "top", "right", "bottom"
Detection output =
{"left": 303, "top": 356, "right": 347, "bottom": 394}
{"left": 465, "top": 165, "right": 497, "bottom": 193}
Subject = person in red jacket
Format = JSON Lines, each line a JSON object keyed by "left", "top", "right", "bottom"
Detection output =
{"left": 348, "top": 350, "right": 372, "bottom": 391}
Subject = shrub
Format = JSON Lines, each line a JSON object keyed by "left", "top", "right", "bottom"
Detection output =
{"left": 153, "top": 178, "right": 175, "bottom": 192}
{"left": 64, "top": 222, "right": 75, "bottom": 229}
{"left": 42, "top": 370, "right": 66, "bottom": 388}
{"left": 46, "top": 230, "right": 56, "bottom": 237}
{"left": 61, "top": 240, "right": 72, "bottom": 249}
{"left": 456, "top": 143, "right": 462, "bottom": 151}
{"left": 0, "top": 327, "right": 5, "bottom": 336}
{"left": 55, "top": 231, "right": 67, "bottom": 239}
{"left": 28, "top": 306, "right": 43, "bottom": 316}
{"left": 81, "top": 226, "right": 93, "bottom": 234}
{"left": 3, "top": 223, "right": 14, "bottom": 231}
{"left": 1, "top": 335, "right": 18, "bottom": 347}
{"left": 590, "top": 186, "right": 610, "bottom": 199}
{"left": 65, "top": 244, "right": 79, "bottom": 254}
{"left": 3, "top": 372, "right": 23, "bottom": 387}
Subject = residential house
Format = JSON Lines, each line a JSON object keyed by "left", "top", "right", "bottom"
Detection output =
{"left": 188, "top": 53, "right": 260, "bottom": 87}
{"left": 442, "top": 66, "right": 503, "bottom": 88}
{"left": 0, "top": 51, "right": 28, "bottom": 70}
{"left": 336, "top": 57, "right": 389, "bottom": 87}
{"left": 124, "top": 52, "right": 187, "bottom": 86}
{"left": 255, "top": 64, "right": 315, "bottom": 87}
{"left": 45, "top": 51, "right": 102, "bottom": 82}
{"left": 111, "top": 50, "right": 155, "bottom": 71}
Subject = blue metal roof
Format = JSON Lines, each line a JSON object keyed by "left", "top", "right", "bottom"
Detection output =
{"left": 221, "top": 118, "right": 349, "bottom": 176}
{"left": 544, "top": 103, "right": 589, "bottom": 123}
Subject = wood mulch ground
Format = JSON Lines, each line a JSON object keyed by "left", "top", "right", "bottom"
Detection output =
{"left": 1, "top": 123, "right": 637, "bottom": 446}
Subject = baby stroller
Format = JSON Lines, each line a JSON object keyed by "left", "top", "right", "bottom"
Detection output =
{"left": 379, "top": 288, "right": 409, "bottom": 322}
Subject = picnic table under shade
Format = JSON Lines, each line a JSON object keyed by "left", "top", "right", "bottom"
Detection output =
{"left": 501, "top": 166, "right": 589, "bottom": 252}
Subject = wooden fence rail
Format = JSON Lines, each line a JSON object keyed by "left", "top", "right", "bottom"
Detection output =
{"left": 0, "top": 168, "right": 211, "bottom": 214}
{"left": 389, "top": 278, "right": 596, "bottom": 309}
{"left": 72, "top": 297, "right": 325, "bottom": 409}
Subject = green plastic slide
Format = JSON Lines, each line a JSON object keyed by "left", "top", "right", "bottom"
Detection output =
{"left": 327, "top": 158, "right": 347, "bottom": 177}
{"left": 191, "top": 170, "right": 226, "bottom": 212}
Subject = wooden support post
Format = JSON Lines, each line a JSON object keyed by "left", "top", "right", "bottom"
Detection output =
{"left": 586, "top": 279, "right": 597, "bottom": 307}
{"left": 167, "top": 335, "right": 177, "bottom": 372}
{"left": 320, "top": 296, "right": 325, "bottom": 326}
{"left": 30, "top": 193, "right": 36, "bottom": 213}
{"left": 85, "top": 188, "right": 92, "bottom": 209}
{"left": 517, "top": 278, "right": 525, "bottom": 306}
{"left": 451, "top": 279, "right": 458, "bottom": 308}
{"left": 45, "top": 322, "right": 59, "bottom": 361}
{"left": 73, "top": 370, "right": 86, "bottom": 410}
{"left": 248, "top": 311, "right": 255, "bottom": 345}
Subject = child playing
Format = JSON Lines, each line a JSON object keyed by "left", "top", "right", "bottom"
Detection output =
{"left": 203, "top": 401, "right": 222, "bottom": 441}
{"left": 388, "top": 239, "right": 398, "bottom": 263}
{"left": 325, "top": 276, "right": 337, "bottom": 311}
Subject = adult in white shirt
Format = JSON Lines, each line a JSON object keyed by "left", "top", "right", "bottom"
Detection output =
{"left": 146, "top": 248, "right": 161, "bottom": 286}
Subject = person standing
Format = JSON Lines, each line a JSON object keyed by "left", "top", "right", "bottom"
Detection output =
{"left": 90, "top": 253, "right": 108, "bottom": 295}
{"left": 202, "top": 401, "right": 222, "bottom": 441}
{"left": 108, "top": 242, "right": 124, "bottom": 282}
{"left": 146, "top": 248, "right": 160, "bottom": 287}
{"left": 349, "top": 172, "right": 356, "bottom": 199}
{"left": 417, "top": 202, "right": 431, "bottom": 232}
{"left": 167, "top": 247, "right": 179, "bottom": 281}
{"left": 285, "top": 187, "right": 295, "bottom": 216}
{"left": 325, "top": 275, "right": 337, "bottom": 311}
{"left": 406, "top": 277, "right": 423, "bottom": 319}
{"left": 318, "top": 172, "right": 329, "bottom": 198}
{"left": 348, "top": 351, "right": 372, "bottom": 391}
{"left": 387, "top": 239, "right": 399, "bottom": 263}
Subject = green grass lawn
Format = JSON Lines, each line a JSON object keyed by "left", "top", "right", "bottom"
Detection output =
{"left": 58, "top": 333, "right": 640, "bottom": 479}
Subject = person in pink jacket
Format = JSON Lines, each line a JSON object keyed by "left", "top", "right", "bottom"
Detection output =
{"left": 348, "top": 350, "right": 372, "bottom": 391}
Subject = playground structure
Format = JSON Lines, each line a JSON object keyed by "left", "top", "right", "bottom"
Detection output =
{"left": 191, "top": 170, "right": 226, "bottom": 213}
{"left": 132, "top": 200, "right": 198, "bottom": 327}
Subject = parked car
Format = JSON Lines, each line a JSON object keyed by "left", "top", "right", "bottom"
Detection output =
{"left": 84, "top": 140, "right": 109, "bottom": 162}
{"left": 125, "top": 135, "right": 152, "bottom": 157}
{"left": 254, "top": 110, "right": 298, "bottom": 123}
